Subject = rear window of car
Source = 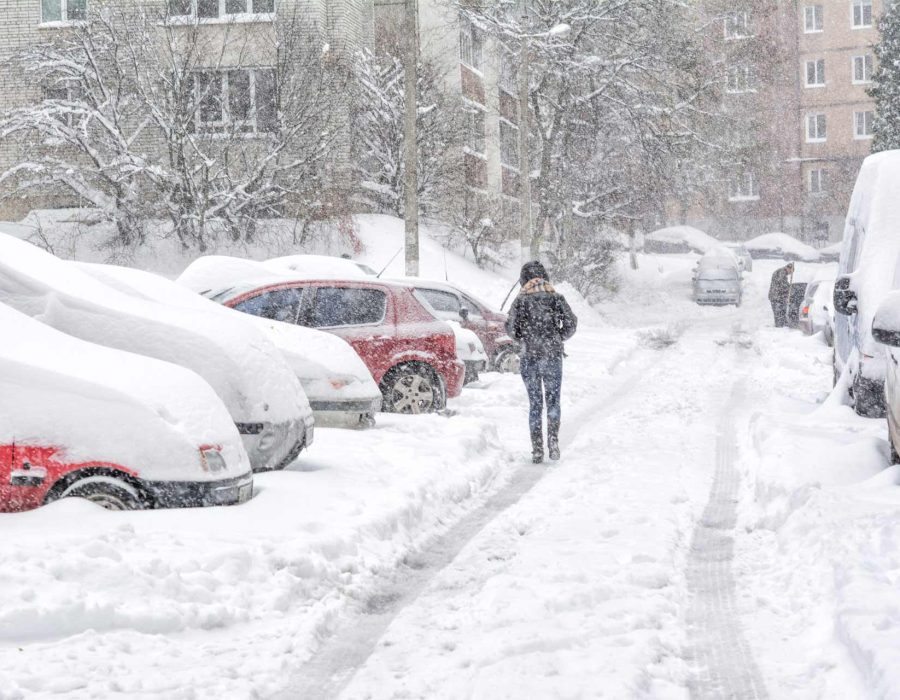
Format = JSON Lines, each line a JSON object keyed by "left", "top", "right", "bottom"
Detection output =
{"left": 233, "top": 288, "right": 303, "bottom": 323}
{"left": 417, "top": 288, "right": 460, "bottom": 313}
{"left": 310, "top": 287, "right": 386, "bottom": 327}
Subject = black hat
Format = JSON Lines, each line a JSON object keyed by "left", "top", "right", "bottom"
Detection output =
{"left": 519, "top": 260, "right": 548, "bottom": 285}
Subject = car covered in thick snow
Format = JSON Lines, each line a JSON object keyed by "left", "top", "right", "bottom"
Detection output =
{"left": 644, "top": 226, "right": 720, "bottom": 254}
{"left": 692, "top": 248, "right": 742, "bottom": 306}
{"left": 0, "top": 234, "right": 313, "bottom": 472}
{"left": 798, "top": 278, "right": 835, "bottom": 344}
{"left": 726, "top": 244, "right": 753, "bottom": 272}
{"left": 833, "top": 150, "right": 900, "bottom": 417}
{"left": 76, "top": 262, "right": 383, "bottom": 427}
{"left": 0, "top": 303, "right": 253, "bottom": 512}
{"left": 744, "top": 233, "right": 821, "bottom": 262}
{"left": 178, "top": 256, "right": 466, "bottom": 414}
{"left": 394, "top": 278, "right": 520, "bottom": 373}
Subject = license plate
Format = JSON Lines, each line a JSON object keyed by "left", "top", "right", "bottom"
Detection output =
{"left": 237, "top": 482, "right": 253, "bottom": 503}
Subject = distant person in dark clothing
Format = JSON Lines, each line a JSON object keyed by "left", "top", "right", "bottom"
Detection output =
{"left": 769, "top": 262, "right": 794, "bottom": 327}
{"left": 506, "top": 261, "right": 578, "bottom": 463}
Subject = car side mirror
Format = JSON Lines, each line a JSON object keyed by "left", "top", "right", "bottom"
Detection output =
{"left": 833, "top": 276, "right": 857, "bottom": 316}
{"left": 459, "top": 308, "right": 470, "bottom": 321}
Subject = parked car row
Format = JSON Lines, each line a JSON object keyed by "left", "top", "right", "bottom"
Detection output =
{"left": 829, "top": 150, "right": 900, "bottom": 462}
{"left": 1, "top": 236, "right": 521, "bottom": 513}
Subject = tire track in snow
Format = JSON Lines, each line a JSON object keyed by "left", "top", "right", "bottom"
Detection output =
{"left": 686, "top": 379, "right": 768, "bottom": 699}
{"left": 272, "top": 347, "right": 654, "bottom": 700}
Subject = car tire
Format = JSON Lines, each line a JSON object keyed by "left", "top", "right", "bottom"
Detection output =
{"left": 890, "top": 439, "right": 900, "bottom": 465}
{"left": 54, "top": 475, "right": 146, "bottom": 511}
{"left": 380, "top": 363, "right": 444, "bottom": 414}
{"left": 493, "top": 346, "right": 521, "bottom": 374}
{"left": 852, "top": 373, "right": 886, "bottom": 418}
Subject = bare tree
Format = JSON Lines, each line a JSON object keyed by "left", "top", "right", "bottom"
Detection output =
{"left": 0, "top": 4, "right": 348, "bottom": 250}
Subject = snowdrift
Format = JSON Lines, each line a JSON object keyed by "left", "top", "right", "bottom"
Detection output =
{"left": 744, "top": 233, "right": 820, "bottom": 262}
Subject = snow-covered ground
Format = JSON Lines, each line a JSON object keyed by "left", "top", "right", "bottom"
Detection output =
{"left": 2, "top": 230, "right": 900, "bottom": 698}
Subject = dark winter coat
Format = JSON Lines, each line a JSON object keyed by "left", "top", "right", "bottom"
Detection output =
{"left": 768, "top": 265, "right": 793, "bottom": 303}
{"left": 506, "top": 276, "right": 578, "bottom": 359}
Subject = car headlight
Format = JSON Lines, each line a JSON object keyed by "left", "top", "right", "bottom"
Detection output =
{"left": 200, "top": 446, "right": 227, "bottom": 473}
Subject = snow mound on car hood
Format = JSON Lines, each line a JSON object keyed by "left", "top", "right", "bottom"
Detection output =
{"left": 0, "top": 233, "right": 306, "bottom": 425}
{"left": 0, "top": 303, "right": 249, "bottom": 480}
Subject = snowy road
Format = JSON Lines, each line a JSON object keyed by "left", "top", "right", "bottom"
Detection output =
{"left": 5, "top": 254, "right": 899, "bottom": 699}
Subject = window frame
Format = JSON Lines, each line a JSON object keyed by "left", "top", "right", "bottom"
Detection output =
{"left": 805, "top": 58, "right": 826, "bottom": 88}
{"left": 499, "top": 119, "right": 520, "bottom": 170}
{"left": 167, "top": 0, "right": 275, "bottom": 20}
{"left": 808, "top": 168, "right": 827, "bottom": 195}
{"left": 803, "top": 4, "right": 824, "bottom": 32}
{"left": 459, "top": 17, "right": 484, "bottom": 73}
{"left": 192, "top": 67, "right": 277, "bottom": 135}
{"left": 806, "top": 113, "right": 827, "bottom": 142}
{"left": 727, "top": 171, "right": 760, "bottom": 202}
{"left": 726, "top": 64, "right": 754, "bottom": 94}
{"left": 854, "top": 110, "right": 874, "bottom": 139}
{"left": 851, "top": 0, "right": 873, "bottom": 28}
{"left": 462, "top": 99, "right": 487, "bottom": 158}
{"left": 724, "top": 11, "right": 751, "bottom": 40}
{"left": 40, "top": 0, "right": 87, "bottom": 24}
{"left": 852, "top": 54, "right": 873, "bottom": 84}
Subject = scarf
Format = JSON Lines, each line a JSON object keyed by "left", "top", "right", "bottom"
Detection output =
{"left": 520, "top": 277, "right": 555, "bottom": 295}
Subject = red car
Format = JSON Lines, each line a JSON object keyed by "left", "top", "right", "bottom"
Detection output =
{"left": 178, "top": 258, "right": 465, "bottom": 414}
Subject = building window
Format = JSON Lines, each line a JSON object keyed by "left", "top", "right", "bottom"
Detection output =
{"left": 463, "top": 102, "right": 486, "bottom": 155}
{"left": 853, "top": 54, "right": 874, "bottom": 83}
{"left": 500, "top": 120, "right": 519, "bottom": 169}
{"left": 854, "top": 110, "right": 874, "bottom": 139}
{"left": 168, "top": 0, "right": 274, "bottom": 18}
{"left": 806, "top": 113, "right": 827, "bottom": 142}
{"left": 804, "top": 5, "right": 823, "bottom": 32}
{"left": 726, "top": 65, "right": 754, "bottom": 93}
{"left": 805, "top": 58, "right": 826, "bottom": 87}
{"left": 498, "top": 51, "right": 517, "bottom": 95}
{"left": 41, "top": 0, "right": 87, "bottom": 22}
{"left": 728, "top": 171, "right": 759, "bottom": 201}
{"left": 459, "top": 18, "right": 484, "bottom": 72}
{"left": 724, "top": 11, "right": 750, "bottom": 39}
{"left": 193, "top": 68, "right": 277, "bottom": 134}
{"left": 42, "top": 80, "right": 84, "bottom": 126}
{"left": 808, "top": 168, "right": 827, "bottom": 195}
{"left": 852, "top": 0, "right": 872, "bottom": 28}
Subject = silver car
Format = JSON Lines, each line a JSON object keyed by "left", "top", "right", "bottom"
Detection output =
{"left": 692, "top": 249, "right": 743, "bottom": 306}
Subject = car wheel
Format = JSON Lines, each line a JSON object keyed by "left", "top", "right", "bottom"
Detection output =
{"left": 852, "top": 373, "right": 886, "bottom": 418}
{"left": 891, "top": 439, "right": 900, "bottom": 465}
{"left": 381, "top": 364, "right": 442, "bottom": 414}
{"left": 56, "top": 475, "right": 146, "bottom": 511}
{"left": 494, "top": 347, "right": 521, "bottom": 374}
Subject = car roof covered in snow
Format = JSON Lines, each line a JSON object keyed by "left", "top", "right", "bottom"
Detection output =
{"left": 744, "top": 233, "right": 821, "bottom": 262}
{"left": 0, "top": 233, "right": 306, "bottom": 425}
{"left": 0, "top": 301, "right": 248, "bottom": 480}
{"left": 178, "top": 255, "right": 413, "bottom": 303}
{"left": 645, "top": 226, "right": 720, "bottom": 254}
{"left": 266, "top": 254, "right": 376, "bottom": 279}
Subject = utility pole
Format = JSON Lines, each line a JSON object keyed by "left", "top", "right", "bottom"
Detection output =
{"left": 517, "top": 11, "right": 532, "bottom": 265}
{"left": 403, "top": 0, "right": 419, "bottom": 276}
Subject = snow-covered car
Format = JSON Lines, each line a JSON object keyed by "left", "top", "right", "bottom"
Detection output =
{"left": 399, "top": 278, "right": 519, "bottom": 373}
{"left": 178, "top": 256, "right": 466, "bottom": 414}
{"left": 0, "top": 302, "right": 253, "bottom": 512}
{"left": 267, "top": 254, "right": 377, "bottom": 278}
{"left": 447, "top": 320, "right": 488, "bottom": 384}
{"left": 819, "top": 242, "right": 842, "bottom": 263}
{"left": 726, "top": 244, "right": 753, "bottom": 272}
{"left": 744, "top": 233, "right": 821, "bottom": 262}
{"left": 76, "top": 262, "right": 383, "bottom": 427}
{"left": 644, "top": 226, "right": 719, "bottom": 254}
{"left": 833, "top": 150, "right": 900, "bottom": 417}
{"left": 692, "top": 248, "right": 742, "bottom": 306}
{"left": 798, "top": 278, "right": 835, "bottom": 343}
{"left": 0, "top": 234, "right": 313, "bottom": 472}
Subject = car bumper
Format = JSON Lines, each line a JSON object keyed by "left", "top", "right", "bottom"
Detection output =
{"left": 308, "top": 397, "right": 382, "bottom": 414}
{"left": 147, "top": 473, "right": 254, "bottom": 508}
{"left": 440, "top": 359, "right": 466, "bottom": 398}
{"left": 238, "top": 415, "right": 314, "bottom": 472}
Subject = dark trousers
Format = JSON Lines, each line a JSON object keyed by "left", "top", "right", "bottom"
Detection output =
{"left": 771, "top": 300, "right": 787, "bottom": 327}
{"left": 520, "top": 355, "right": 563, "bottom": 434}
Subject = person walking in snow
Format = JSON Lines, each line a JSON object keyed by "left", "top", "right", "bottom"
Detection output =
{"left": 768, "top": 262, "right": 794, "bottom": 328}
{"left": 506, "top": 261, "right": 578, "bottom": 464}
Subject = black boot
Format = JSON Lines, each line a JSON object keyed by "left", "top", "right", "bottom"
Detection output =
{"left": 548, "top": 421, "right": 560, "bottom": 461}
{"left": 531, "top": 429, "right": 543, "bottom": 464}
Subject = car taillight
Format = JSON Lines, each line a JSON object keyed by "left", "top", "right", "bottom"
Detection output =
{"left": 199, "top": 446, "right": 227, "bottom": 473}
{"left": 801, "top": 305, "right": 810, "bottom": 317}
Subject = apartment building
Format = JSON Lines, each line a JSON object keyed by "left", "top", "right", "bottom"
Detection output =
{"left": 0, "top": 0, "right": 374, "bottom": 221}
{"left": 796, "top": 0, "right": 880, "bottom": 243}
{"left": 687, "top": 0, "right": 882, "bottom": 242}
